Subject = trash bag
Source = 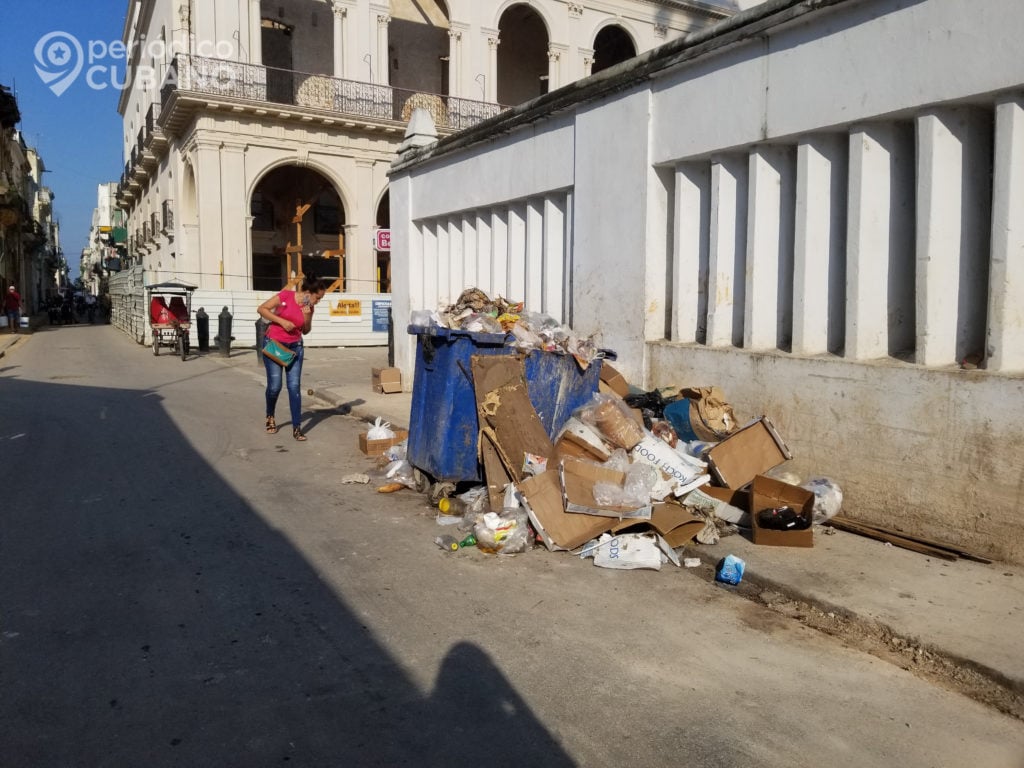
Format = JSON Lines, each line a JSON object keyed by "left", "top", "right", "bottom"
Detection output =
{"left": 367, "top": 417, "right": 395, "bottom": 440}
{"left": 802, "top": 477, "right": 843, "bottom": 524}
{"left": 473, "top": 508, "right": 530, "bottom": 554}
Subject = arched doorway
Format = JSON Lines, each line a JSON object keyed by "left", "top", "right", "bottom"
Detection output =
{"left": 250, "top": 165, "right": 346, "bottom": 291}
{"left": 592, "top": 25, "right": 637, "bottom": 74}
{"left": 497, "top": 4, "right": 549, "bottom": 105}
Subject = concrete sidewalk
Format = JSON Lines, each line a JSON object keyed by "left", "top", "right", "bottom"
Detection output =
{"left": 17, "top": 333, "right": 1022, "bottom": 715}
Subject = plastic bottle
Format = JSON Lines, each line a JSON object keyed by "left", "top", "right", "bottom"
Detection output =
{"left": 437, "top": 497, "right": 467, "bottom": 516}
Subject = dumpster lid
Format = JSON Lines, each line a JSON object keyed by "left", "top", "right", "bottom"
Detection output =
{"left": 407, "top": 324, "right": 507, "bottom": 344}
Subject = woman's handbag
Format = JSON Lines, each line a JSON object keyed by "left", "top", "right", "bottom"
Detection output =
{"left": 262, "top": 338, "right": 297, "bottom": 367}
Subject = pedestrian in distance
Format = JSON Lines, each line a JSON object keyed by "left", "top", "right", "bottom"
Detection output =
{"left": 4, "top": 285, "right": 21, "bottom": 333}
{"left": 256, "top": 274, "right": 328, "bottom": 442}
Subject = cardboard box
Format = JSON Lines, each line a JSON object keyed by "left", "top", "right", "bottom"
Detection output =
{"left": 705, "top": 416, "right": 792, "bottom": 489}
{"left": 358, "top": 428, "right": 409, "bottom": 456}
{"left": 598, "top": 362, "right": 630, "bottom": 398}
{"left": 372, "top": 367, "right": 402, "bottom": 394}
{"left": 517, "top": 470, "right": 613, "bottom": 551}
{"left": 559, "top": 456, "right": 652, "bottom": 520}
{"left": 749, "top": 475, "right": 814, "bottom": 547}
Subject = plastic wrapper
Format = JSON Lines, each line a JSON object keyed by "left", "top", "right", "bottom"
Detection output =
{"left": 473, "top": 508, "right": 530, "bottom": 554}
{"left": 461, "top": 312, "right": 504, "bottom": 334}
{"left": 578, "top": 393, "right": 644, "bottom": 450}
{"left": 802, "top": 476, "right": 843, "bottom": 524}
{"left": 716, "top": 554, "right": 745, "bottom": 585}
{"left": 383, "top": 459, "right": 417, "bottom": 489}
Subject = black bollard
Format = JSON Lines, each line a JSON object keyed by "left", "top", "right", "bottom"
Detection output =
{"left": 196, "top": 307, "right": 210, "bottom": 352}
{"left": 255, "top": 318, "right": 269, "bottom": 364}
{"left": 214, "top": 306, "right": 234, "bottom": 357}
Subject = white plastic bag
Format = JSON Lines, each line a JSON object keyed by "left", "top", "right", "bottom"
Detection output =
{"left": 802, "top": 477, "right": 843, "bottom": 524}
{"left": 367, "top": 417, "right": 395, "bottom": 440}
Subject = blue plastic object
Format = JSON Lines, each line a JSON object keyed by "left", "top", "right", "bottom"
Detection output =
{"left": 715, "top": 554, "right": 746, "bottom": 585}
{"left": 406, "top": 325, "right": 602, "bottom": 483}
{"left": 664, "top": 399, "right": 700, "bottom": 442}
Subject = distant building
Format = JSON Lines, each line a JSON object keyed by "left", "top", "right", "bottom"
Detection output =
{"left": 0, "top": 84, "right": 59, "bottom": 311}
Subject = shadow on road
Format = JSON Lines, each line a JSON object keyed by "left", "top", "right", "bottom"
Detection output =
{"left": 0, "top": 377, "right": 575, "bottom": 767}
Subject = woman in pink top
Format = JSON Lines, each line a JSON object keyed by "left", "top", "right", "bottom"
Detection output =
{"left": 256, "top": 275, "right": 328, "bottom": 441}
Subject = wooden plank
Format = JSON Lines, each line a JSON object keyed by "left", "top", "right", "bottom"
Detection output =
{"left": 828, "top": 517, "right": 959, "bottom": 561}
{"left": 830, "top": 516, "right": 992, "bottom": 564}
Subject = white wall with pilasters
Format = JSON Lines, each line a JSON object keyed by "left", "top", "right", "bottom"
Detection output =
{"left": 391, "top": 0, "right": 1024, "bottom": 563}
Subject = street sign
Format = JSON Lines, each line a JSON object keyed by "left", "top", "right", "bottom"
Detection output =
{"left": 374, "top": 228, "right": 391, "bottom": 252}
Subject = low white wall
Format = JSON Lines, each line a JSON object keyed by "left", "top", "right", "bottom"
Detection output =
{"left": 648, "top": 343, "right": 1024, "bottom": 564}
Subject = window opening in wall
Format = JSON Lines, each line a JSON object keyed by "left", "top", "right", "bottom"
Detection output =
{"left": 592, "top": 25, "right": 636, "bottom": 74}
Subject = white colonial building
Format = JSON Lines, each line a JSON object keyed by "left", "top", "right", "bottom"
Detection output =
{"left": 112, "top": 0, "right": 734, "bottom": 345}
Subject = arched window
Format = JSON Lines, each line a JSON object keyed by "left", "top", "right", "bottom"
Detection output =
{"left": 251, "top": 192, "right": 274, "bottom": 230}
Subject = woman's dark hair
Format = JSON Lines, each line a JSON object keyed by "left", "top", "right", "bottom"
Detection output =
{"left": 301, "top": 274, "right": 329, "bottom": 294}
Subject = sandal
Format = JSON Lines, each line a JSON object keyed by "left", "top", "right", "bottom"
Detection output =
{"left": 293, "top": 427, "right": 307, "bottom": 442}
{"left": 265, "top": 416, "right": 278, "bottom": 434}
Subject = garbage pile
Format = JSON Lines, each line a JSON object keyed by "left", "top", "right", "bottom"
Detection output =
{"left": 410, "top": 287, "right": 605, "bottom": 367}
{"left": 362, "top": 291, "right": 848, "bottom": 574}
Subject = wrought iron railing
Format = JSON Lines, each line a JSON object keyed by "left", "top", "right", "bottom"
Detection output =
{"left": 162, "top": 54, "right": 506, "bottom": 132}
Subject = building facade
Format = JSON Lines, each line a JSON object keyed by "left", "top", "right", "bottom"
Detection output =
{"left": 114, "top": 0, "right": 732, "bottom": 302}
{"left": 0, "top": 85, "right": 61, "bottom": 314}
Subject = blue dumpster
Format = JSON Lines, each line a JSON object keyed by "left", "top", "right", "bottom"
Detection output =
{"left": 406, "top": 325, "right": 602, "bottom": 483}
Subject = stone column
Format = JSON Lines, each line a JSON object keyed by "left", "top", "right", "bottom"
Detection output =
{"left": 486, "top": 35, "right": 500, "bottom": 103}
{"left": 376, "top": 14, "right": 390, "bottom": 85}
{"left": 249, "top": 0, "right": 262, "bottom": 64}
{"left": 332, "top": 4, "right": 346, "bottom": 78}
{"left": 447, "top": 29, "right": 461, "bottom": 97}
{"left": 546, "top": 47, "right": 561, "bottom": 91}
{"left": 580, "top": 48, "right": 594, "bottom": 79}
{"left": 987, "top": 95, "right": 1024, "bottom": 372}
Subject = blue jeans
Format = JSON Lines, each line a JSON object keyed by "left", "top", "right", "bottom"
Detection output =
{"left": 264, "top": 341, "right": 304, "bottom": 428}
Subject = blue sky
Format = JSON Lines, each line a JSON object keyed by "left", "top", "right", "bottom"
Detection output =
{"left": 0, "top": 1, "right": 130, "bottom": 278}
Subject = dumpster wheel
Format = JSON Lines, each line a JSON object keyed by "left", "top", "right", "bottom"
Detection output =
{"left": 411, "top": 468, "right": 432, "bottom": 495}
{"left": 429, "top": 481, "right": 457, "bottom": 504}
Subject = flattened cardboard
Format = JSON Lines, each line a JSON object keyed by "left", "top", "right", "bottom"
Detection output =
{"left": 480, "top": 430, "right": 514, "bottom": 512}
{"left": 471, "top": 355, "right": 555, "bottom": 483}
{"left": 372, "top": 367, "right": 402, "bottom": 394}
{"left": 705, "top": 416, "right": 792, "bottom": 489}
{"left": 613, "top": 503, "right": 705, "bottom": 548}
{"left": 517, "top": 470, "right": 613, "bottom": 551}
{"left": 559, "top": 456, "right": 652, "bottom": 520}
{"left": 750, "top": 475, "right": 815, "bottom": 547}
{"left": 359, "top": 428, "right": 409, "bottom": 455}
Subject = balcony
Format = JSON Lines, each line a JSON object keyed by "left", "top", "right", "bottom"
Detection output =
{"left": 161, "top": 199, "right": 174, "bottom": 233}
{"left": 144, "top": 102, "right": 168, "bottom": 156}
{"left": 159, "top": 54, "right": 507, "bottom": 137}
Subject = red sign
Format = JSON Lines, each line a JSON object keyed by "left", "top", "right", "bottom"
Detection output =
{"left": 374, "top": 229, "right": 391, "bottom": 251}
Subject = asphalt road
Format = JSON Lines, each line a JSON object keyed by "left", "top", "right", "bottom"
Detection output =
{"left": 1, "top": 324, "right": 1022, "bottom": 767}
